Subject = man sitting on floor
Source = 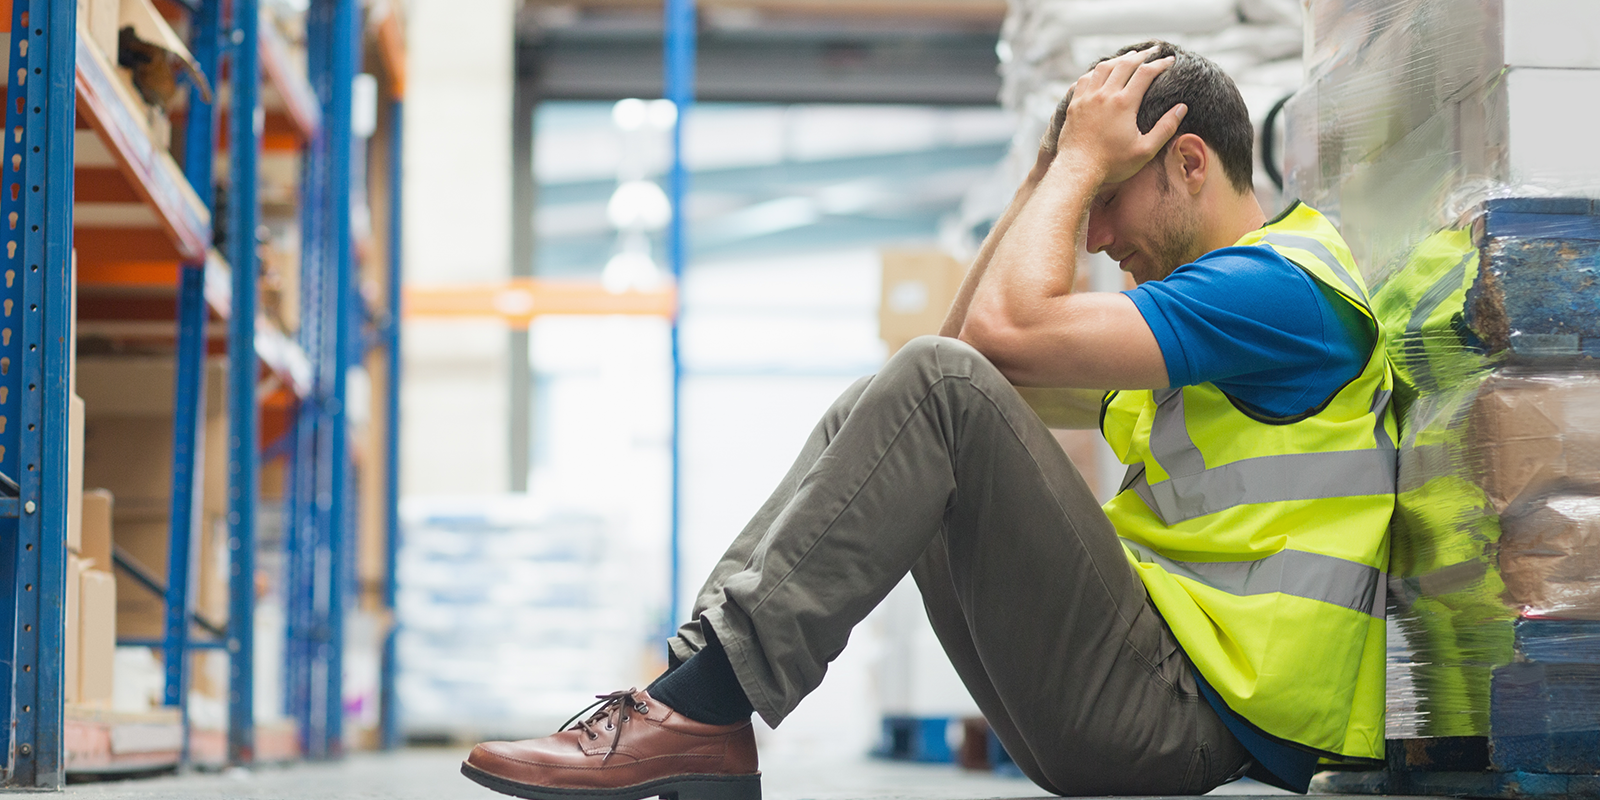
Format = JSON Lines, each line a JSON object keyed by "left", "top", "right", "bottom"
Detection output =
{"left": 462, "top": 39, "right": 1394, "bottom": 800}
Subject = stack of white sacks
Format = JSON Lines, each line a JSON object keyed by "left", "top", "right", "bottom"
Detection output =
{"left": 395, "top": 496, "right": 658, "bottom": 740}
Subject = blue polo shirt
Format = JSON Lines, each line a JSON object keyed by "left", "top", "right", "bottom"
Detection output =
{"left": 1123, "top": 243, "right": 1374, "bottom": 793}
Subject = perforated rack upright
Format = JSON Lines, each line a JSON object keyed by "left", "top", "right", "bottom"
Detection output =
{"left": 0, "top": 0, "right": 76, "bottom": 787}
{"left": 284, "top": 0, "right": 359, "bottom": 760}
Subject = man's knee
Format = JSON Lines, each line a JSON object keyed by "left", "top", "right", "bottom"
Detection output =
{"left": 888, "top": 335, "right": 1004, "bottom": 384}
{"left": 890, "top": 334, "right": 987, "bottom": 368}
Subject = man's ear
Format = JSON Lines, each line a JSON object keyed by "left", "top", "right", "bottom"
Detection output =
{"left": 1172, "top": 133, "right": 1208, "bottom": 195}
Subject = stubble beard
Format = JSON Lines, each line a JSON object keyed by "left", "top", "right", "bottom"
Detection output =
{"left": 1147, "top": 186, "right": 1203, "bottom": 281}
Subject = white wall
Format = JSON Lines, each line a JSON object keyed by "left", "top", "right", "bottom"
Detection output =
{"left": 399, "top": 0, "right": 515, "bottom": 496}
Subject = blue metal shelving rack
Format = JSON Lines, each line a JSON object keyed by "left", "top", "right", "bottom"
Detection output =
{"left": 0, "top": 0, "right": 402, "bottom": 780}
{"left": 285, "top": 0, "right": 359, "bottom": 760}
{"left": 0, "top": 0, "right": 77, "bottom": 787}
{"left": 163, "top": 0, "right": 223, "bottom": 766}
{"left": 153, "top": 0, "right": 265, "bottom": 768}
{"left": 664, "top": 0, "right": 696, "bottom": 634}
{"left": 378, "top": 94, "right": 405, "bottom": 752}
{"left": 225, "top": 0, "right": 264, "bottom": 766}
{"left": 123, "top": 0, "right": 402, "bottom": 771}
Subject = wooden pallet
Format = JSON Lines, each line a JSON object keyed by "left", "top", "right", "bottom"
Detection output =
{"left": 1316, "top": 768, "right": 1600, "bottom": 799}
{"left": 189, "top": 719, "right": 301, "bottom": 767}
{"left": 64, "top": 705, "right": 182, "bottom": 776}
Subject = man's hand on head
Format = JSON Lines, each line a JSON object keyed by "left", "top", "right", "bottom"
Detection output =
{"left": 1053, "top": 48, "right": 1187, "bottom": 187}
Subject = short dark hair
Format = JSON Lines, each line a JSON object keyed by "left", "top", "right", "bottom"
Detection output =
{"left": 1103, "top": 40, "right": 1255, "bottom": 194}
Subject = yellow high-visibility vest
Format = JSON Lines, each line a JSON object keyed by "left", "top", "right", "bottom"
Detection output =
{"left": 1101, "top": 202, "right": 1395, "bottom": 761}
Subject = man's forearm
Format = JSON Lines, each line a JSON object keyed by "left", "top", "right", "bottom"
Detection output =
{"left": 937, "top": 160, "right": 1052, "bottom": 338}
{"left": 962, "top": 161, "right": 1101, "bottom": 338}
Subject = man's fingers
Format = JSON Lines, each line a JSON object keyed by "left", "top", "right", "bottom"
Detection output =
{"left": 1103, "top": 47, "right": 1156, "bottom": 90}
{"left": 1144, "top": 103, "right": 1188, "bottom": 150}
{"left": 1126, "top": 55, "right": 1175, "bottom": 97}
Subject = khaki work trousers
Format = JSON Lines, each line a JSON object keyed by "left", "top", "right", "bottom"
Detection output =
{"left": 669, "top": 335, "right": 1250, "bottom": 795}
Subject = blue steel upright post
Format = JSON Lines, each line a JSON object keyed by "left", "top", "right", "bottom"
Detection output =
{"left": 286, "top": 0, "right": 332, "bottom": 752}
{"left": 663, "top": 0, "right": 696, "bottom": 630}
{"left": 320, "top": 0, "right": 358, "bottom": 756}
{"left": 0, "top": 0, "right": 76, "bottom": 787}
{"left": 165, "top": 0, "right": 222, "bottom": 763}
{"left": 294, "top": 0, "right": 356, "bottom": 759}
{"left": 378, "top": 96, "right": 404, "bottom": 751}
{"left": 227, "top": 0, "right": 263, "bottom": 766}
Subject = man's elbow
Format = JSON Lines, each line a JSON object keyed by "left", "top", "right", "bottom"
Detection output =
{"left": 957, "top": 312, "right": 1030, "bottom": 379}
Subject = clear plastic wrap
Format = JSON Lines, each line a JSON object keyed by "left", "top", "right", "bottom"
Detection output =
{"left": 1288, "top": 0, "right": 1600, "bottom": 756}
{"left": 1373, "top": 210, "right": 1600, "bottom": 743}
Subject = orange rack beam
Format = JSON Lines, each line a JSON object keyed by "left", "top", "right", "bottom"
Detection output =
{"left": 404, "top": 279, "right": 676, "bottom": 328}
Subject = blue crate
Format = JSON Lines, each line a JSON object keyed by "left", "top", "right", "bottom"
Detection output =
{"left": 985, "top": 728, "right": 1024, "bottom": 778}
{"left": 1490, "top": 662, "right": 1600, "bottom": 774}
{"left": 1515, "top": 619, "right": 1600, "bottom": 665}
{"left": 1464, "top": 197, "right": 1600, "bottom": 359}
{"left": 873, "top": 716, "right": 953, "bottom": 763}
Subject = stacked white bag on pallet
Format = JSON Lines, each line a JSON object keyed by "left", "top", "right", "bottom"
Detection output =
{"left": 396, "top": 496, "right": 660, "bottom": 740}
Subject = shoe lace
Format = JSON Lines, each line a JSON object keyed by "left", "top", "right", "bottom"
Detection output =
{"left": 558, "top": 688, "right": 652, "bottom": 764}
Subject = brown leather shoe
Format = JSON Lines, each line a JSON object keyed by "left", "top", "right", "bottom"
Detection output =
{"left": 461, "top": 688, "right": 761, "bottom": 800}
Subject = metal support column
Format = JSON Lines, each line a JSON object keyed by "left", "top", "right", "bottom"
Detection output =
{"left": 285, "top": 0, "right": 331, "bottom": 753}
{"left": 293, "top": 0, "right": 356, "bottom": 759}
{"left": 509, "top": 64, "right": 537, "bottom": 492}
{"left": 663, "top": 0, "right": 695, "bottom": 628}
{"left": 378, "top": 97, "right": 404, "bottom": 751}
{"left": 320, "top": 0, "right": 357, "bottom": 758}
{"left": 164, "top": 0, "right": 222, "bottom": 763}
{"left": 0, "top": 0, "right": 77, "bottom": 787}
{"left": 226, "top": 0, "right": 263, "bottom": 766}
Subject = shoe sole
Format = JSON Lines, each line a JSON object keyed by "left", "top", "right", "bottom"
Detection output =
{"left": 461, "top": 761, "right": 762, "bottom": 800}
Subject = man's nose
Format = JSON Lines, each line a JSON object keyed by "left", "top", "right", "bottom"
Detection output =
{"left": 1085, "top": 210, "right": 1112, "bottom": 254}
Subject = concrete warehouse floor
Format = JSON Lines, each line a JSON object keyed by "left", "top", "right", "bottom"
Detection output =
{"left": 58, "top": 747, "right": 1425, "bottom": 800}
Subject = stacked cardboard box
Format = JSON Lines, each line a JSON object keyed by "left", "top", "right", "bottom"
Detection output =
{"left": 1288, "top": 0, "right": 1600, "bottom": 774}
{"left": 77, "top": 356, "right": 230, "bottom": 711}
{"left": 878, "top": 249, "right": 967, "bottom": 357}
{"left": 71, "top": 490, "right": 118, "bottom": 708}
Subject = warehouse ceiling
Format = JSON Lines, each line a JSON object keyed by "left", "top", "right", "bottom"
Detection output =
{"left": 515, "top": 0, "right": 1005, "bottom": 104}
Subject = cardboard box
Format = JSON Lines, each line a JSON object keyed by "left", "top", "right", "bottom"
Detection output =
{"left": 82, "top": 417, "right": 176, "bottom": 520}
{"left": 79, "top": 568, "right": 116, "bottom": 706}
{"left": 65, "top": 555, "right": 82, "bottom": 704}
{"left": 77, "top": 356, "right": 226, "bottom": 418}
{"left": 1499, "top": 493, "right": 1600, "bottom": 619}
{"left": 113, "top": 512, "right": 227, "bottom": 640}
{"left": 113, "top": 515, "right": 167, "bottom": 640}
{"left": 879, "top": 250, "right": 968, "bottom": 355}
{"left": 79, "top": 357, "right": 229, "bottom": 519}
{"left": 68, "top": 394, "right": 84, "bottom": 553}
{"left": 80, "top": 489, "right": 113, "bottom": 571}
{"left": 1470, "top": 373, "right": 1600, "bottom": 511}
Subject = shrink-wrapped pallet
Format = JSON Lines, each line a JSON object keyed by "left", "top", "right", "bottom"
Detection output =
{"left": 1287, "top": 0, "right": 1600, "bottom": 757}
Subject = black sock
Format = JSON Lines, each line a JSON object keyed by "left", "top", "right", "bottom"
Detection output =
{"left": 646, "top": 634, "right": 753, "bottom": 725}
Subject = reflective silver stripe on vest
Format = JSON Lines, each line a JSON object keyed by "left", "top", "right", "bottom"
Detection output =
{"left": 1151, "top": 387, "right": 1205, "bottom": 477}
{"left": 1399, "top": 251, "right": 1473, "bottom": 395}
{"left": 1134, "top": 385, "right": 1398, "bottom": 525}
{"left": 1123, "top": 539, "right": 1387, "bottom": 619}
{"left": 1371, "top": 388, "right": 1394, "bottom": 451}
{"left": 1131, "top": 447, "right": 1398, "bottom": 524}
{"left": 1259, "top": 232, "right": 1364, "bottom": 302}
